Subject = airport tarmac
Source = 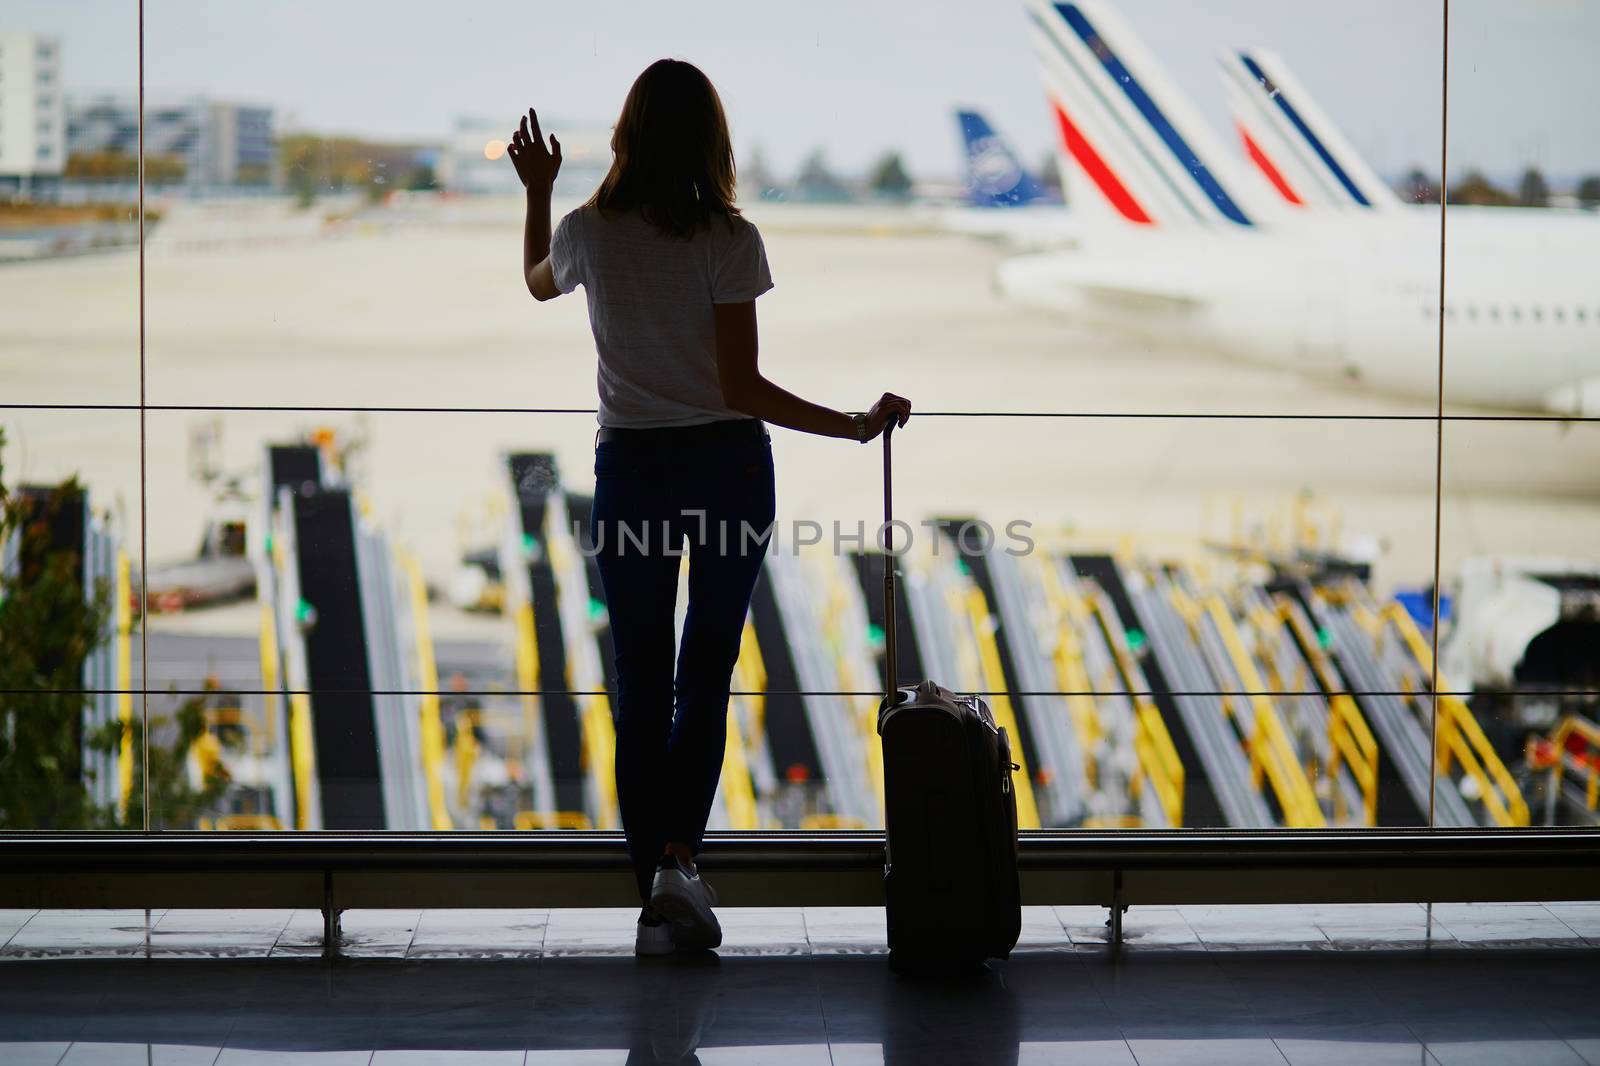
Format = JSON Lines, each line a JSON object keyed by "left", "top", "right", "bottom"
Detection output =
{"left": 4, "top": 195, "right": 1597, "bottom": 638}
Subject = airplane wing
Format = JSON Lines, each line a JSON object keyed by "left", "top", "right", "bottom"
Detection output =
{"left": 1542, "top": 377, "right": 1600, "bottom": 418}
{"left": 993, "top": 243, "right": 1210, "bottom": 318}
{"left": 1078, "top": 282, "right": 1204, "bottom": 314}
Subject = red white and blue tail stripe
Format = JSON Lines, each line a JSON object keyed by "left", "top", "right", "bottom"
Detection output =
{"left": 1220, "top": 48, "right": 1398, "bottom": 212}
{"left": 1027, "top": 0, "right": 1260, "bottom": 228}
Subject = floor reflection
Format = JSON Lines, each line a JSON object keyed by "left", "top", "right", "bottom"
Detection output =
{"left": 4, "top": 949, "right": 1600, "bottom": 1065}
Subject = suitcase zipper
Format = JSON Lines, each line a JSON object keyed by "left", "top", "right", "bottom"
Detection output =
{"left": 998, "top": 726, "right": 1019, "bottom": 794}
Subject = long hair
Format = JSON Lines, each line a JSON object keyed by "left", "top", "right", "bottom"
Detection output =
{"left": 585, "top": 59, "right": 740, "bottom": 239}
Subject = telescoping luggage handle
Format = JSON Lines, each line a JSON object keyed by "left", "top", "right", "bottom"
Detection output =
{"left": 882, "top": 422, "right": 898, "bottom": 703}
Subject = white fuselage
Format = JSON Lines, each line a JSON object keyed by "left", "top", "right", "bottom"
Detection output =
{"left": 994, "top": 206, "right": 1600, "bottom": 413}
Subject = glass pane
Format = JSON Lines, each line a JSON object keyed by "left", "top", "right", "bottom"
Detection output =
{"left": 0, "top": 407, "right": 143, "bottom": 828}
{"left": 130, "top": 1, "right": 1452, "bottom": 834}
{"left": 831, "top": 414, "right": 1444, "bottom": 829}
{"left": 992, "top": 0, "right": 1442, "bottom": 417}
{"left": 1442, "top": 0, "right": 1597, "bottom": 415}
{"left": 1441, "top": 2, "right": 1599, "bottom": 830}
{"left": 0, "top": 3, "right": 140, "bottom": 405}
{"left": 137, "top": 409, "right": 1455, "bottom": 830}
{"left": 1437, "top": 419, "right": 1600, "bottom": 830}
{"left": 135, "top": 2, "right": 1442, "bottom": 417}
{"left": 139, "top": 408, "right": 577, "bottom": 829}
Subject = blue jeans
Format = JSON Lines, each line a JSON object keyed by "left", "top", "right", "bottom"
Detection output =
{"left": 591, "top": 420, "right": 776, "bottom": 902}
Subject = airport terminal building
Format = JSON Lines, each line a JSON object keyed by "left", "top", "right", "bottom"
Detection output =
{"left": 0, "top": 31, "right": 65, "bottom": 196}
{"left": 65, "top": 93, "right": 275, "bottom": 190}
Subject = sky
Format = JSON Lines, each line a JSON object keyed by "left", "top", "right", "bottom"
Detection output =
{"left": 3, "top": 0, "right": 1597, "bottom": 183}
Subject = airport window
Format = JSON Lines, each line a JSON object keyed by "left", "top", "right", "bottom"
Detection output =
{"left": 1, "top": 2, "right": 1593, "bottom": 855}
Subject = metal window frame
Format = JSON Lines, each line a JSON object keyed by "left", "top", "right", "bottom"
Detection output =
{"left": 3, "top": 828, "right": 1596, "bottom": 957}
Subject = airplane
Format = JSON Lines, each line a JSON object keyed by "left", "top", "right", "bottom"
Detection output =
{"left": 931, "top": 109, "right": 1075, "bottom": 249}
{"left": 994, "top": 0, "right": 1600, "bottom": 415}
{"left": 958, "top": 109, "right": 1054, "bottom": 208}
{"left": 1219, "top": 48, "right": 1401, "bottom": 214}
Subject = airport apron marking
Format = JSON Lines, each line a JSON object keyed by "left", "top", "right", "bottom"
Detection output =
{"left": 1240, "top": 53, "right": 1371, "bottom": 207}
{"left": 1056, "top": 3, "right": 1254, "bottom": 226}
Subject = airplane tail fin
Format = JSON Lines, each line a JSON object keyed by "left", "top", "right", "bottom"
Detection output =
{"left": 956, "top": 110, "right": 1050, "bottom": 207}
{"left": 1220, "top": 47, "right": 1399, "bottom": 211}
{"left": 1025, "top": 0, "right": 1261, "bottom": 228}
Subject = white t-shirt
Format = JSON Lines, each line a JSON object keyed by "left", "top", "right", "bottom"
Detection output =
{"left": 549, "top": 204, "right": 774, "bottom": 429}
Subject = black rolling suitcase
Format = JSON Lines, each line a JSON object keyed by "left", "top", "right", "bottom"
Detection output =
{"left": 876, "top": 424, "right": 1022, "bottom": 974}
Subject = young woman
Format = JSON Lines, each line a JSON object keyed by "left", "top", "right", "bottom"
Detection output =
{"left": 509, "top": 59, "right": 910, "bottom": 956}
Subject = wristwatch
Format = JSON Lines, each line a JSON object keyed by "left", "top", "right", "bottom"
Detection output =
{"left": 852, "top": 412, "right": 870, "bottom": 442}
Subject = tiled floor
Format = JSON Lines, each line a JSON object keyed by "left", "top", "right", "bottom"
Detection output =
{"left": 2, "top": 904, "right": 1599, "bottom": 1064}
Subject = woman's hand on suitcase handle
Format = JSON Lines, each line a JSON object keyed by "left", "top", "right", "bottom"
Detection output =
{"left": 864, "top": 392, "right": 912, "bottom": 441}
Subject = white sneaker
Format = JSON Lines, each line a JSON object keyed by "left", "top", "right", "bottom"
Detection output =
{"left": 635, "top": 907, "right": 675, "bottom": 957}
{"left": 650, "top": 858, "right": 722, "bottom": 951}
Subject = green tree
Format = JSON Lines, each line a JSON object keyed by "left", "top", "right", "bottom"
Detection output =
{"left": 62, "top": 151, "right": 184, "bottom": 185}
{"left": 1516, "top": 167, "right": 1549, "bottom": 208}
{"left": 1578, "top": 175, "right": 1600, "bottom": 209}
{"left": 794, "top": 149, "right": 850, "bottom": 203}
{"left": 280, "top": 134, "right": 321, "bottom": 208}
{"left": 63, "top": 150, "right": 137, "bottom": 182}
{"left": 1447, "top": 170, "right": 1512, "bottom": 207}
{"left": 235, "top": 162, "right": 273, "bottom": 187}
{"left": 107, "top": 688, "right": 232, "bottom": 830}
{"left": 1037, "top": 152, "right": 1063, "bottom": 200}
{"left": 868, "top": 152, "right": 914, "bottom": 200}
{"left": 0, "top": 426, "right": 228, "bottom": 829}
{"left": 1399, "top": 167, "right": 1440, "bottom": 205}
{"left": 279, "top": 132, "right": 433, "bottom": 207}
{"left": 144, "top": 155, "right": 187, "bottom": 185}
{"left": 402, "top": 163, "right": 437, "bottom": 191}
{"left": 0, "top": 450, "right": 112, "bottom": 828}
{"left": 739, "top": 145, "right": 781, "bottom": 201}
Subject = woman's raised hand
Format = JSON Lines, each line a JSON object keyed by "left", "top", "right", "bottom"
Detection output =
{"left": 507, "top": 108, "right": 562, "bottom": 191}
{"left": 864, "top": 392, "right": 912, "bottom": 440}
